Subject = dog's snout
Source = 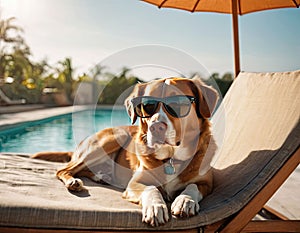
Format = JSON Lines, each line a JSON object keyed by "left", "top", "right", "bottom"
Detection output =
{"left": 147, "top": 121, "right": 169, "bottom": 147}
{"left": 149, "top": 122, "right": 167, "bottom": 134}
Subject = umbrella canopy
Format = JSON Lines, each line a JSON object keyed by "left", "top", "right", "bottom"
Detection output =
{"left": 142, "top": 0, "right": 300, "bottom": 77}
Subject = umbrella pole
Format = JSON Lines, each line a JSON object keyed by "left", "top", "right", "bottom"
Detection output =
{"left": 232, "top": 0, "right": 240, "bottom": 78}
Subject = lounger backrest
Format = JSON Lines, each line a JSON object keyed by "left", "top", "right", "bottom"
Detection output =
{"left": 198, "top": 70, "right": 300, "bottom": 224}
{"left": 212, "top": 70, "right": 300, "bottom": 169}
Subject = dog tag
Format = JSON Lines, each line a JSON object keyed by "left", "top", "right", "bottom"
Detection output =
{"left": 164, "top": 158, "right": 175, "bottom": 175}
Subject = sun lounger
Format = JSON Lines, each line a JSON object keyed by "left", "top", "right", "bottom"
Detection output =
{"left": 0, "top": 70, "right": 299, "bottom": 232}
{"left": 0, "top": 89, "right": 26, "bottom": 105}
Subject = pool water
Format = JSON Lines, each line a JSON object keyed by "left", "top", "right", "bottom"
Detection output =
{"left": 0, "top": 109, "right": 131, "bottom": 154}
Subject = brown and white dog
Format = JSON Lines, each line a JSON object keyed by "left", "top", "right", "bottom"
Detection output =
{"left": 32, "top": 77, "right": 218, "bottom": 226}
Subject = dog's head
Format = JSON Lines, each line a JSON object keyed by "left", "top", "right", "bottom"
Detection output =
{"left": 125, "top": 77, "right": 218, "bottom": 161}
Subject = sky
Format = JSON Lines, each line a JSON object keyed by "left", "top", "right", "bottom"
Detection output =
{"left": 1, "top": 0, "right": 300, "bottom": 81}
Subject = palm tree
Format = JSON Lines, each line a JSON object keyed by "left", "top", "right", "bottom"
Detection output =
{"left": 0, "top": 16, "right": 24, "bottom": 51}
{"left": 0, "top": 14, "right": 49, "bottom": 104}
{"left": 58, "top": 57, "right": 74, "bottom": 102}
{"left": 0, "top": 15, "right": 25, "bottom": 80}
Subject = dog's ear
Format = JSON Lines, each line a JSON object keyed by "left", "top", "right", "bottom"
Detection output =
{"left": 124, "top": 96, "right": 137, "bottom": 125}
{"left": 191, "top": 77, "right": 219, "bottom": 119}
{"left": 124, "top": 83, "right": 143, "bottom": 125}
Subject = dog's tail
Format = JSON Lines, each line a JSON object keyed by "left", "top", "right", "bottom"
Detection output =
{"left": 31, "top": 151, "right": 73, "bottom": 163}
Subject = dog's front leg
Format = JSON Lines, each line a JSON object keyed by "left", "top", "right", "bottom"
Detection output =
{"left": 123, "top": 172, "right": 169, "bottom": 226}
{"left": 171, "top": 184, "right": 203, "bottom": 217}
{"left": 141, "top": 186, "right": 169, "bottom": 226}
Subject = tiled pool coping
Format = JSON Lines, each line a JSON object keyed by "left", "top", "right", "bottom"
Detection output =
{"left": 0, "top": 106, "right": 87, "bottom": 131}
{"left": 0, "top": 105, "right": 126, "bottom": 131}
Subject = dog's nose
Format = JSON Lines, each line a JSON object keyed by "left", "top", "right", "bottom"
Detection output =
{"left": 149, "top": 122, "right": 167, "bottom": 134}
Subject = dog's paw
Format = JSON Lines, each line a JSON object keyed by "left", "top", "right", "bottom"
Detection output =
{"left": 142, "top": 202, "right": 169, "bottom": 227}
{"left": 171, "top": 194, "right": 200, "bottom": 217}
{"left": 66, "top": 178, "right": 84, "bottom": 192}
{"left": 141, "top": 186, "right": 169, "bottom": 226}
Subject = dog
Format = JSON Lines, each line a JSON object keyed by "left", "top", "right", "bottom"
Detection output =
{"left": 32, "top": 77, "right": 218, "bottom": 226}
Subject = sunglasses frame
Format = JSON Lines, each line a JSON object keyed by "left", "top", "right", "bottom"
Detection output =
{"left": 131, "top": 95, "right": 196, "bottom": 118}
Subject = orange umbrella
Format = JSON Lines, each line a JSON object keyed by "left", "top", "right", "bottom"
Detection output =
{"left": 142, "top": 0, "right": 300, "bottom": 77}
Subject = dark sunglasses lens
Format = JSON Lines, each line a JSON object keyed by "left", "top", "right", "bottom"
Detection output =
{"left": 135, "top": 98, "right": 158, "bottom": 117}
{"left": 164, "top": 96, "right": 192, "bottom": 118}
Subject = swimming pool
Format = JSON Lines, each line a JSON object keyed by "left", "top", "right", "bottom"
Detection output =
{"left": 0, "top": 109, "right": 131, "bottom": 154}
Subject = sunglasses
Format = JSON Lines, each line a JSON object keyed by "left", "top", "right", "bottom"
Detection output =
{"left": 131, "top": 95, "right": 196, "bottom": 118}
